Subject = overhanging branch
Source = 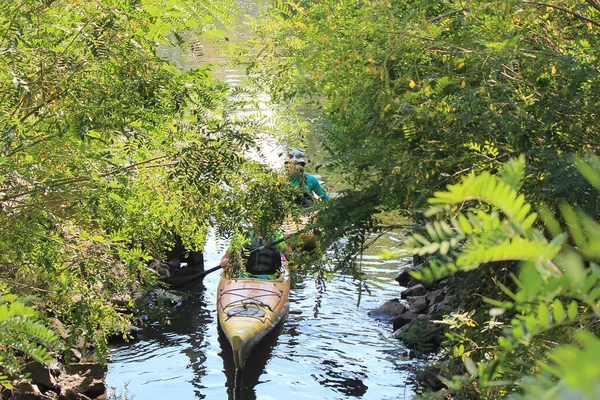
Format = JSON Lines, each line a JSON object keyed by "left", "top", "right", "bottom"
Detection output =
{"left": 523, "top": 0, "right": 600, "bottom": 27}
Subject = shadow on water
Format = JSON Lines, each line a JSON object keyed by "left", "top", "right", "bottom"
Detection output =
{"left": 218, "top": 323, "right": 285, "bottom": 400}
{"left": 314, "top": 359, "right": 369, "bottom": 397}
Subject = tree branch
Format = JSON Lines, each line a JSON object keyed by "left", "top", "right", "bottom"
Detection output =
{"left": 6, "top": 133, "right": 63, "bottom": 157}
{"left": 522, "top": 0, "right": 600, "bottom": 27}
{"left": 584, "top": 0, "right": 600, "bottom": 13}
{"left": 2, "top": 155, "right": 175, "bottom": 202}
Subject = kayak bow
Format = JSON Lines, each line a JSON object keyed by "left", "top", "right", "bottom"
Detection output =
{"left": 216, "top": 253, "right": 290, "bottom": 370}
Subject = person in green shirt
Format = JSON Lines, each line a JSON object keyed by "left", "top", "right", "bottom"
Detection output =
{"left": 285, "top": 148, "right": 330, "bottom": 207}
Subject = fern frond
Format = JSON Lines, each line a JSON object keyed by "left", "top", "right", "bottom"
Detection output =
{"left": 457, "top": 236, "right": 561, "bottom": 270}
{"left": 433, "top": 76, "right": 458, "bottom": 97}
{"left": 403, "top": 121, "right": 417, "bottom": 142}
{"left": 519, "top": 331, "right": 600, "bottom": 399}
{"left": 0, "top": 293, "right": 59, "bottom": 387}
{"left": 429, "top": 171, "right": 538, "bottom": 230}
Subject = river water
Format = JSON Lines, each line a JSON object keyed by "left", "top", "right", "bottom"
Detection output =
{"left": 107, "top": 232, "right": 416, "bottom": 400}
{"left": 106, "top": 1, "right": 417, "bottom": 399}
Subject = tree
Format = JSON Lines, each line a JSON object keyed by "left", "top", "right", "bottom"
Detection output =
{"left": 0, "top": 0, "right": 290, "bottom": 382}
{"left": 246, "top": 0, "right": 600, "bottom": 237}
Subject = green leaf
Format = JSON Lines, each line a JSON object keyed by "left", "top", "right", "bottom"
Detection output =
{"left": 538, "top": 303, "right": 549, "bottom": 328}
{"left": 440, "top": 240, "right": 450, "bottom": 255}
{"left": 567, "top": 301, "right": 578, "bottom": 321}
{"left": 552, "top": 299, "right": 565, "bottom": 323}
{"left": 457, "top": 214, "right": 473, "bottom": 235}
{"left": 464, "top": 357, "right": 479, "bottom": 377}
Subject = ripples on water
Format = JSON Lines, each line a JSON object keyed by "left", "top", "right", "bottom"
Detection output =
{"left": 107, "top": 233, "right": 417, "bottom": 400}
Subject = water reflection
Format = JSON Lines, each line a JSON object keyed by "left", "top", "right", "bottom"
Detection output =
{"left": 219, "top": 324, "right": 284, "bottom": 400}
{"left": 315, "top": 359, "right": 369, "bottom": 397}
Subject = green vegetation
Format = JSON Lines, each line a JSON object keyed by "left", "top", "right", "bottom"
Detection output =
{"left": 0, "top": 285, "right": 59, "bottom": 389}
{"left": 242, "top": 0, "right": 600, "bottom": 398}
{"left": 406, "top": 156, "right": 599, "bottom": 398}
{"left": 0, "top": 0, "right": 295, "bottom": 385}
{"left": 2, "top": 0, "right": 599, "bottom": 398}
{"left": 246, "top": 0, "right": 599, "bottom": 227}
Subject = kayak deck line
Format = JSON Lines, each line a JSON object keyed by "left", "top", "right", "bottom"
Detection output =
{"left": 218, "top": 287, "right": 285, "bottom": 314}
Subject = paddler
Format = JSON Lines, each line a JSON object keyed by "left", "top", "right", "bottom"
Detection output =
{"left": 219, "top": 227, "right": 289, "bottom": 277}
{"left": 285, "top": 148, "right": 330, "bottom": 207}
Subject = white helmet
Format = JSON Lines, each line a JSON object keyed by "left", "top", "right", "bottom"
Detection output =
{"left": 287, "top": 148, "right": 305, "bottom": 164}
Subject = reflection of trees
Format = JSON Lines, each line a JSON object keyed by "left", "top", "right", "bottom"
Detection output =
{"left": 126, "top": 283, "right": 216, "bottom": 395}
{"left": 314, "top": 359, "right": 369, "bottom": 397}
{"left": 219, "top": 323, "right": 284, "bottom": 400}
{"left": 174, "top": 283, "right": 215, "bottom": 395}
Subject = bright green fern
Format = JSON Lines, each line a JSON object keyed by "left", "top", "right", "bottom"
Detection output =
{"left": 0, "top": 287, "right": 59, "bottom": 389}
{"left": 405, "top": 155, "right": 600, "bottom": 398}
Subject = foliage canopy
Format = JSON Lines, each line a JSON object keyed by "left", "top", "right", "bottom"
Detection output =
{"left": 247, "top": 0, "right": 600, "bottom": 231}
{"left": 0, "top": 0, "right": 294, "bottom": 384}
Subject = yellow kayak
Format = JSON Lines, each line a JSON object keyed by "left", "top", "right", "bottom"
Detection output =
{"left": 216, "top": 254, "right": 290, "bottom": 370}
{"left": 283, "top": 213, "right": 317, "bottom": 251}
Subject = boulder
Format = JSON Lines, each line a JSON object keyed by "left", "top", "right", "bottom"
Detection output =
{"left": 407, "top": 296, "right": 429, "bottom": 314}
{"left": 10, "top": 380, "right": 47, "bottom": 400}
{"left": 368, "top": 299, "right": 407, "bottom": 323}
{"left": 425, "top": 288, "right": 446, "bottom": 305}
{"left": 58, "top": 362, "right": 107, "bottom": 399}
{"left": 393, "top": 318, "right": 445, "bottom": 354}
{"left": 392, "top": 312, "right": 429, "bottom": 331}
{"left": 400, "top": 284, "right": 427, "bottom": 299}
{"left": 22, "top": 361, "right": 61, "bottom": 390}
{"left": 148, "top": 260, "right": 170, "bottom": 278}
{"left": 427, "top": 294, "right": 456, "bottom": 319}
{"left": 394, "top": 267, "right": 417, "bottom": 287}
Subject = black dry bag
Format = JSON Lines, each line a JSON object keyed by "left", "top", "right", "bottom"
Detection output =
{"left": 244, "top": 232, "right": 282, "bottom": 274}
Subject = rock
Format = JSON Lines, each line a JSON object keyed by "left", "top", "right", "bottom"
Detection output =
{"left": 22, "top": 361, "right": 61, "bottom": 390}
{"left": 66, "top": 362, "right": 107, "bottom": 380}
{"left": 9, "top": 357, "right": 108, "bottom": 400}
{"left": 400, "top": 284, "right": 427, "bottom": 299}
{"left": 427, "top": 294, "right": 456, "bottom": 319}
{"left": 368, "top": 299, "right": 407, "bottom": 323}
{"left": 70, "top": 348, "right": 83, "bottom": 364}
{"left": 52, "top": 319, "right": 70, "bottom": 341}
{"left": 58, "top": 362, "right": 107, "bottom": 399}
{"left": 416, "top": 368, "right": 445, "bottom": 391}
{"left": 394, "top": 318, "right": 444, "bottom": 356}
{"left": 10, "top": 380, "right": 46, "bottom": 400}
{"left": 397, "top": 314, "right": 432, "bottom": 333}
{"left": 148, "top": 260, "right": 170, "bottom": 278}
{"left": 407, "top": 296, "right": 429, "bottom": 314}
{"left": 395, "top": 267, "right": 417, "bottom": 287}
{"left": 392, "top": 312, "right": 416, "bottom": 331}
{"left": 425, "top": 288, "right": 446, "bottom": 305}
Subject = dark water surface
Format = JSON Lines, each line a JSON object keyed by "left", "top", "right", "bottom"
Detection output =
{"left": 106, "top": 233, "right": 417, "bottom": 399}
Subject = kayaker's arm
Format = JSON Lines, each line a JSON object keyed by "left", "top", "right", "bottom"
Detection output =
{"left": 305, "top": 174, "right": 330, "bottom": 201}
{"left": 219, "top": 249, "right": 232, "bottom": 268}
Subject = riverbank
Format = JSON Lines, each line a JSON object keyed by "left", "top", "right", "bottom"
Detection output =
{"left": 368, "top": 262, "right": 459, "bottom": 394}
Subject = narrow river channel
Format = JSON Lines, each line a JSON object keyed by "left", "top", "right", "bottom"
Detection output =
{"left": 107, "top": 1, "right": 418, "bottom": 398}
{"left": 107, "top": 232, "right": 417, "bottom": 400}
